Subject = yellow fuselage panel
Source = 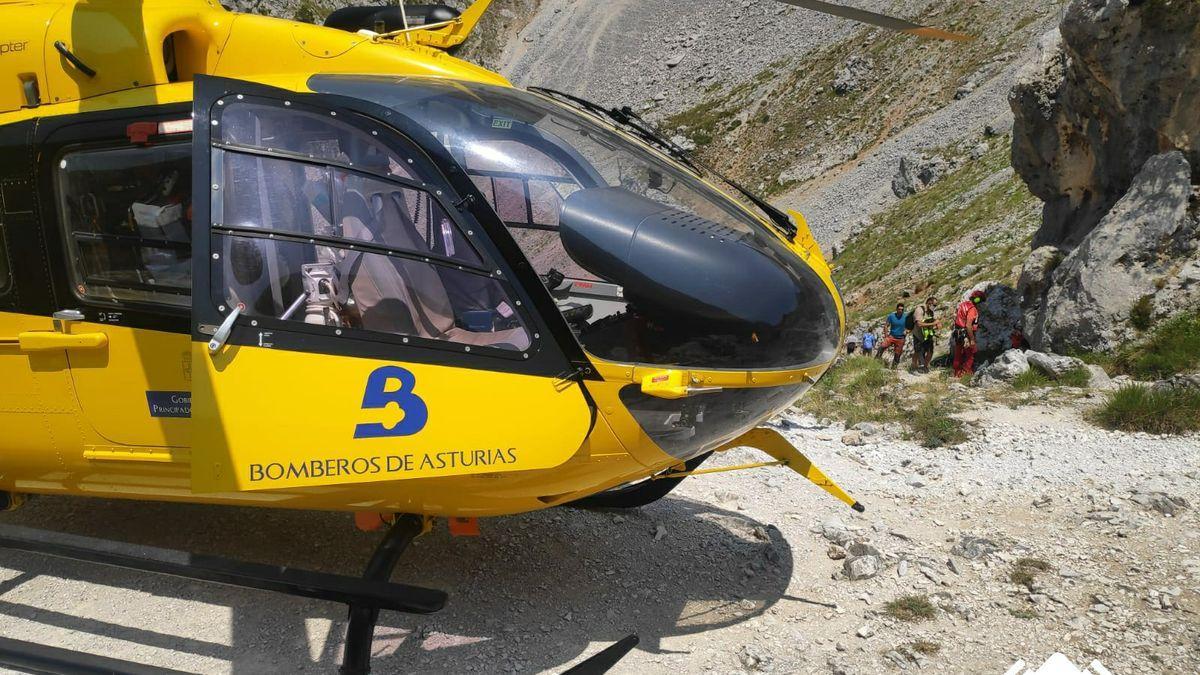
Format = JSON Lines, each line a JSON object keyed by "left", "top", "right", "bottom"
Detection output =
{"left": 0, "top": 0, "right": 506, "bottom": 120}
{"left": 0, "top": 313, "right": 675, "bottom": 515}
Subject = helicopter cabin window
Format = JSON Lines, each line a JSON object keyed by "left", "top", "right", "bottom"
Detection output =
{"left": 210, "top": 100, "right": 531, "bottom": 352}
{"left": 55, "top": 143, "right": 193, "bottom": 308}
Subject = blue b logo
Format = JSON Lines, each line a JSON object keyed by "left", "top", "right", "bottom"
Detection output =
{"left": 354, "top": 366, "right": 429, "bottom": 439}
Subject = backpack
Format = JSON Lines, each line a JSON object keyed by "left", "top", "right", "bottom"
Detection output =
{"left": 904, "top": 310, "right": 916, "bottom": 331}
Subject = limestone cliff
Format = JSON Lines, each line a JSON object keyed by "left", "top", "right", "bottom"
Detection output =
{"left": 1010, "top": 0, "right": 1200, "bottom": 352}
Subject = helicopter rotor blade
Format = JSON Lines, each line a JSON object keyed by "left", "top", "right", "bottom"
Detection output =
{"left": 774, "top": 0, "right": 974, "bottom": 41}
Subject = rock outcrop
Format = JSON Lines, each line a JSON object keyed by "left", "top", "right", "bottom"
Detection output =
{"left": 1026, "top": 152, "right": 1198, "bottom": 351}
{"left": 1010, "top": 0, "right": 1200, "bottom": 352}
{"left": 1010, "top": 0, "right": 1200, "bottom": 248}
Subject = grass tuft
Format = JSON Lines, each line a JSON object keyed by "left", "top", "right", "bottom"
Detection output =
{"left": 1056, "top": 366, "right": 1093, "bottom": 388}
{"left": 1129, "top": 295, "right": 1155, "bottom": 331}
{"left": 1011, "top": 369, "right": 1051, "bottom": 391}
{"left": 884, "top": 595, "right": 936, "bottom": 622}
{"left": 909, "top": 640, "right": 941, "bottom": 656}
{"left": 908, "top": 398, "right": 968, "bottom": 448}
{"left": 1091, "top": 384, "right": 1200, "bottom": 435}
{"left": 1009, "top": 607, "right": 1039, "bottom": 620}
{"left": 1008, "top": 558, "right": 1051, "bottom": 588}
{"left": 800, "top": 357, "right": 897, "bottom": 428}
{"left": 1112, "top": 314, "right": 1200, "bottom": 380}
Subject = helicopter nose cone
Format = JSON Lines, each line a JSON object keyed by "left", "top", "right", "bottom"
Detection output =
{"left": 559, "top": 187, "right": 840, "bottom": 369}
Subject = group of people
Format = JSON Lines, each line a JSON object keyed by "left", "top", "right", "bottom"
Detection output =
{"left": 844, "top": 290, "right": 987, "bottom": 377}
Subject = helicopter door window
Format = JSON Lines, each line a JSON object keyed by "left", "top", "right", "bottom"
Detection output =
{"left": 210, "top": 101, "right": 529, "bottom": 352}
{"left": 55, "top": 143, "right": 193, "bottom": 308}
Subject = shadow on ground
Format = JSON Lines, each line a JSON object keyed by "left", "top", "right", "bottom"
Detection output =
{"left": 0, "top": 494, "right": 796, "bottom": 673}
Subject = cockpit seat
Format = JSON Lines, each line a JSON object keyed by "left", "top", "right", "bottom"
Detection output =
{"left": 343, "top": 188, "right": 529, "bottom": 351}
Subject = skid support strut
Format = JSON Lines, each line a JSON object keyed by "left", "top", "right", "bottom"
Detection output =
{"left": 340, "top": 514, "right": 429, "bottom": 675}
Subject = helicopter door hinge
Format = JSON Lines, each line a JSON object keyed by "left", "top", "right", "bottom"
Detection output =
{"left": 553, "top": 364, "right": 592, "bottom": 389}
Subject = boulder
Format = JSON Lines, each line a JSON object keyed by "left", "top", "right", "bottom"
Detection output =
{"left": 891, "top": 154, "right": 948, "bottom": 198}
{"left": 1086, "top": 364, "right": 1114, "bottom": 390}
{"left": 1025, "top": 152, "right": 1199, "bottom": 352}
{"left": 851, "top": 421, "right": 882, "bottom": 437}
{"left": 1025, "top": 351, "right": 1086, "bottom": 378}
{"left": 843, "top": 543, "right": 881, "bottom": 581}
{"left": 976, "top": 349, "right": 1030, "bottom": 385}
{"left": 1130, "top": 491, "right": 1189, "bottom": 517}
{"left": 832, "top": 55, "right": 873, "bottom": 95}
{"left": 964, "top": 281, "right": 1022, "bottom": 358}
{"left": 1151, "top": 372, "right": 1200, "bottom": 394}
{"left": 951, "top": 535, "right": 999, "bottom": 560}
{"left": 840, "top": 430, "right": 865, "bottom": 446}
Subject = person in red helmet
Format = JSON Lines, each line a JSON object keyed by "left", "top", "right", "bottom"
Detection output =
{"left": 952, "top": 290, "right": 986, "bottom": 377}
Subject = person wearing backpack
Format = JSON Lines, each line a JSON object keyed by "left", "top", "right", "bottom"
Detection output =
{"left": 910, "top": 296, "right": 940, "bottom": 372}
{"left": 952, "top": 290, "right": 986, "bottom": 377}
{"left": 862, "top": 329, "right": 877, "bottom": 355}
{"left": 875, "top": 302, "right": 908, "bottom": 368}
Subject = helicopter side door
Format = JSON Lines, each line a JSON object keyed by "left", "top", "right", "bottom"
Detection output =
{"left": 189, "top": 76, "right": 593, "bottom": 493}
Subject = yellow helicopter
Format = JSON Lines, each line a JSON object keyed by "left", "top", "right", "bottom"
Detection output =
{"left": 0, "top": 1, "right": 969, "bottom": 671}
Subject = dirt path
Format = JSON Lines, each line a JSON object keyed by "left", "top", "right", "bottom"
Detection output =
{"left": 1, "top": 397, "right": 1196, "bottom": 674}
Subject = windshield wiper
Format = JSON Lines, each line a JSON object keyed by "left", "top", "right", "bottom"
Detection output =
{"left": 528, "top": 87, "right": 797, "bottom": 239}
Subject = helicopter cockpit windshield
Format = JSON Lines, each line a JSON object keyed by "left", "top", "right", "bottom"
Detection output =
{"left": 310, "top": 75, "right": 840, "bottom": 371}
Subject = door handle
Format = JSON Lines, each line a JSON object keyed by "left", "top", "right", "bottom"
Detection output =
{"left": 15, "top": 331, "right": 108, "bottom": 352}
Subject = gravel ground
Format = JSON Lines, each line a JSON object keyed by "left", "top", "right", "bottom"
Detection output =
{"left": 1, "top": 395, "right": 1197, "bottom": 674}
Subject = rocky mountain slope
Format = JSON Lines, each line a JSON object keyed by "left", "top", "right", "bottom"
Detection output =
{"left": 501, "top": 0, "right": 1062, "bottom": 242}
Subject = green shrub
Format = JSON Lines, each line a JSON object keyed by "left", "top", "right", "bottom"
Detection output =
{"left": 1092, "top": 384, "right": 1200, "bottom": 435}
{"left": 1129, "top": 295, "right": 1155, "bottom": 331}
{"left": 908, "top": 398, "right": 968, "bottom": 448}
{"left": 1113, "top": 314, "right": 1200, "bottom": 379}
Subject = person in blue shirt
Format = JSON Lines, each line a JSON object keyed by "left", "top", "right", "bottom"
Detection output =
{"left": 875, "top": 302, "right": 908, "bottom": 368}
{"left": 861, "top": 330, "right": 876, "bottom": 354}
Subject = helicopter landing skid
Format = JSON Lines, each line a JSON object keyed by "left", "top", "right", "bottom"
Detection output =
{"left": 0, "top": 518, "right": 446, "bottom": 674}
